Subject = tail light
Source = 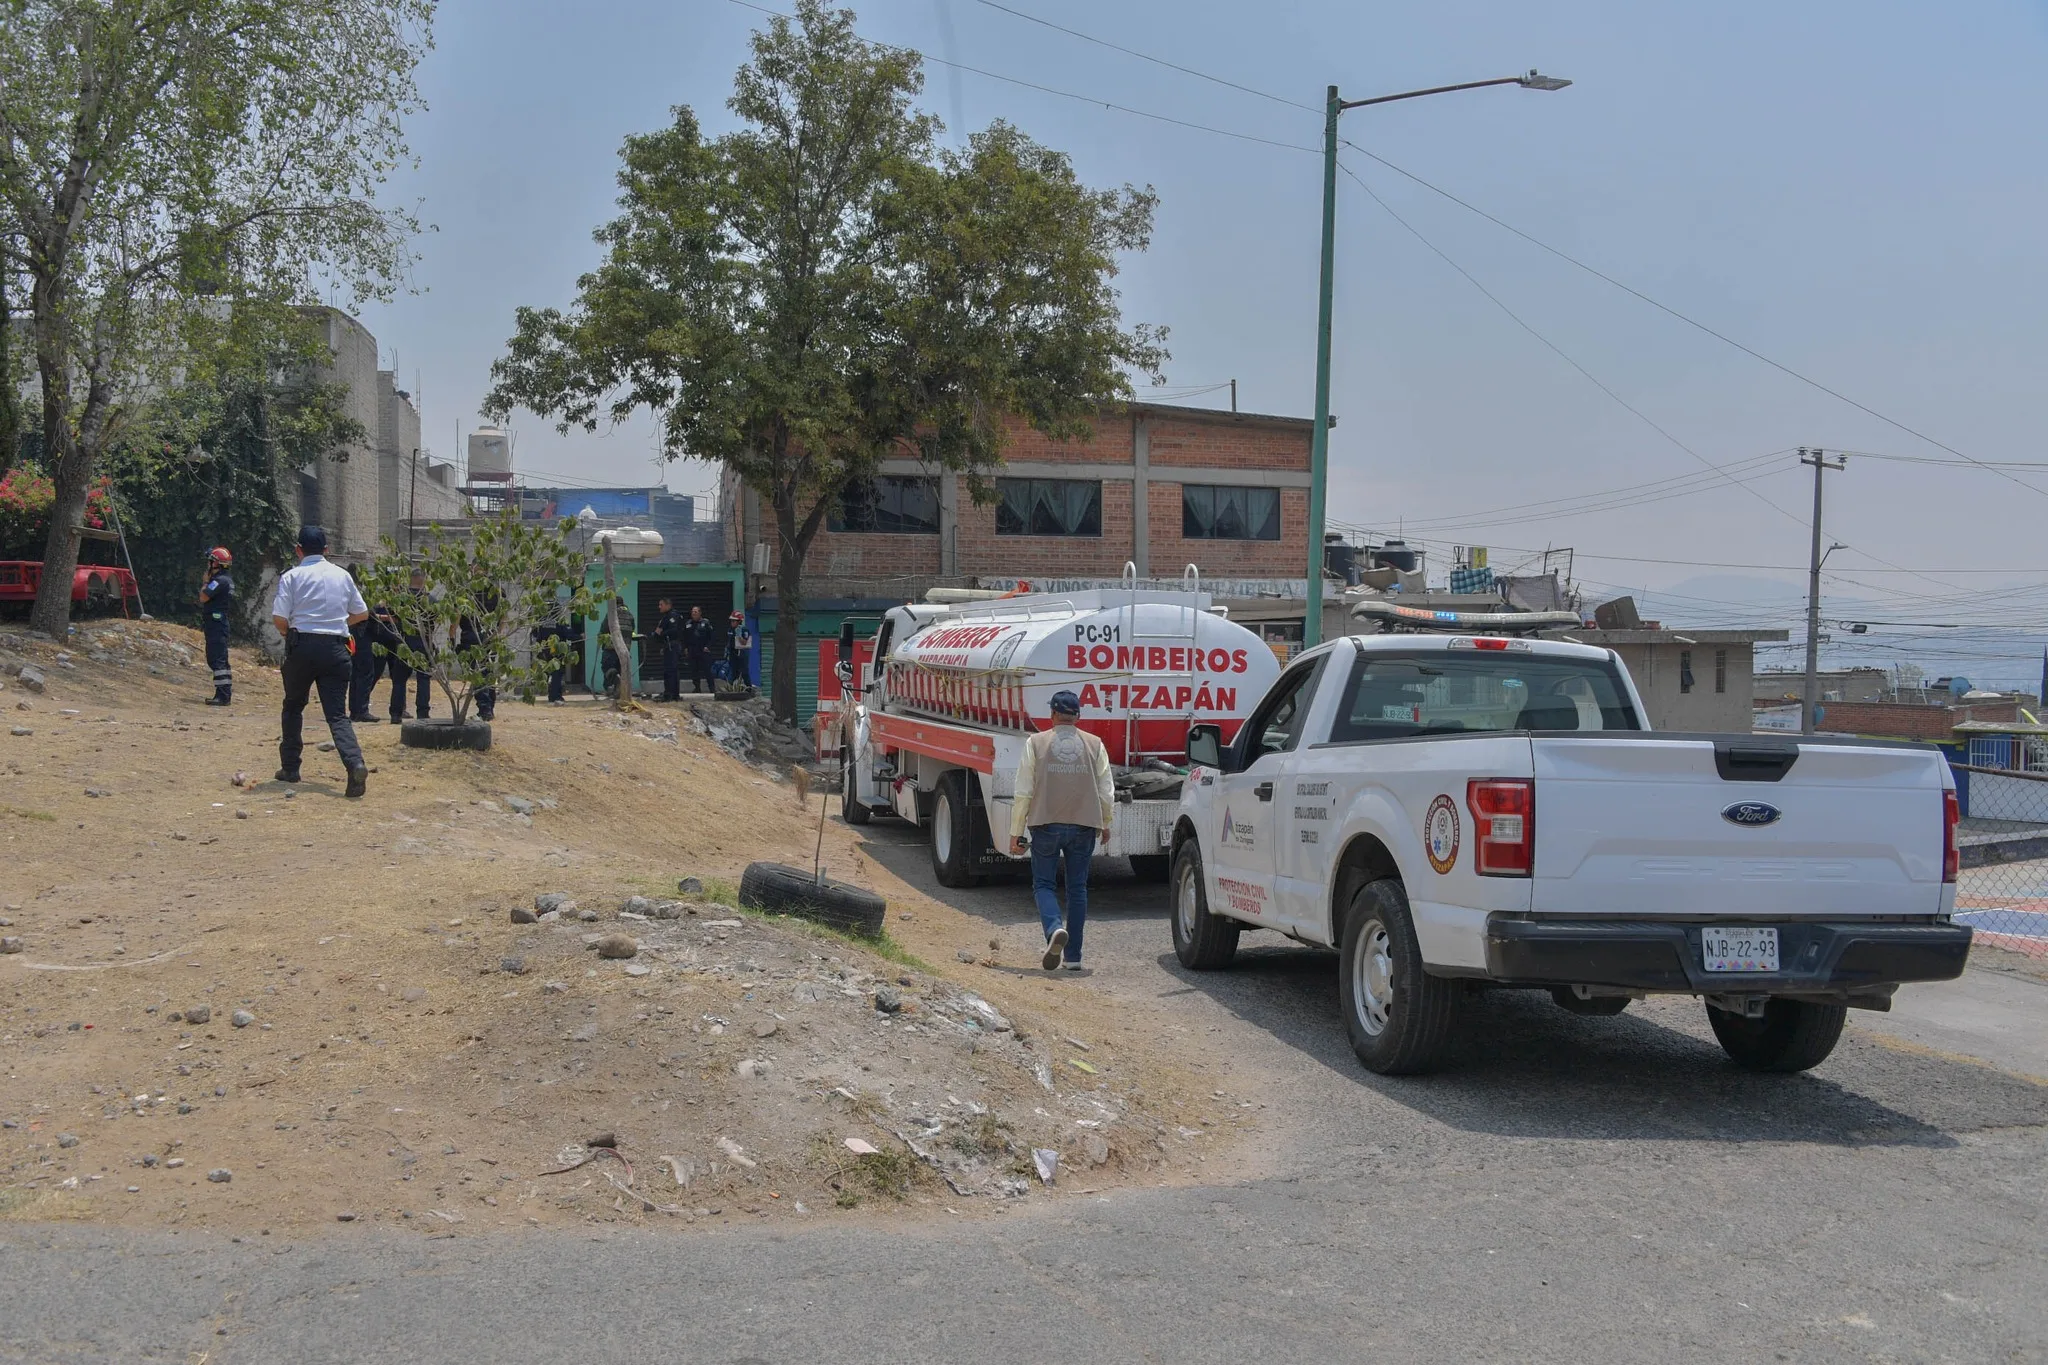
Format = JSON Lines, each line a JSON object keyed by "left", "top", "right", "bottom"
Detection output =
{"left": 1942, "top": 789, "right": 1960, "bottom": 884}
{"left": 1468, "top": 778, "right": 1535, "bottom": 877}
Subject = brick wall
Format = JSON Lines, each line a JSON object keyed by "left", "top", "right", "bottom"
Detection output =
{"left": 1817, "top": 700, "right": 2021, "bottom": 741}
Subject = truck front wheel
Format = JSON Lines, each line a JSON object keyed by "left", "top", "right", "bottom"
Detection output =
{"left": 1339, "top": 878, "right": 1461, "bottom": 1075}
{"left": 840, "top": 747, "right": 871, "bottom": 826}
{"left": 1170, "top": 841, "right": 1239, "bottom": 970}
{"left": 1706, "top": 999, "right": 1846, "bottom": 1073}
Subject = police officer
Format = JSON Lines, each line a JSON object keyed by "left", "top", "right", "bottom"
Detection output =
{"left": 387, "top": 568, "right": 433, "bottom": 721}
{"left": 199, "top": 547, "right": 235, "bottom": 705}
{"left": 681, "top": 603, "right": 716, "bottom": 695}
{"left": 455, "top": 583, "right": 499, "bottom": 722}
{"left": 724, "top": 610, "right": 753, "bottom": 687}
{"left": 269, "top": 526, "right": 369, "bottom": 798}
{"left": 349, "top": 594, "right": 402, "bottom": 722}
{"left": 652, "top": 595, "right": 685, "bottom": 701}
{"left": 534, "top": 614, "right": 574, "bottom": 704}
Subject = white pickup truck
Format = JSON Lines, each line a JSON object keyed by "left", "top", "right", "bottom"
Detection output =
{"left": 1170, "top": 632, "right": 1971, "bottom": 1075}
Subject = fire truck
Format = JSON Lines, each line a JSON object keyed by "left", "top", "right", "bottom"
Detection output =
{"left": 831, "top": 572, "right": 1282, "bottom": 887}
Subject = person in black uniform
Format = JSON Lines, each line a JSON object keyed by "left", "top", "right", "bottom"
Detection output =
{"left": 347, "top": 568, "right": 403, "bottom": 722}
{"left": 534, "top": 615, "right": 575, "bottom": 704}
{"left": 456, "top": 584, "right": 499, "bottom": 721}
{"left": 652, "top": 595, "right": 685, "bottom": 701}
{"left": 199, "top": 547, "right": 235, "bottom": 705}
{"left": 388, "top": 568, "right": 433, "bottom": 721}
{"left": 680, "top": 603, "right": 717, "bottom": 695}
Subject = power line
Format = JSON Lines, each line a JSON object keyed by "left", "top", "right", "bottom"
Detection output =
{"left": 1341, "top": 139, "right": 2048, "bottom": 503}
{"left": 726, "top": 0, "right": 1317, "bottom": 152}
{"left": 968, "top": 0, "right": 1317, "bottom": 113}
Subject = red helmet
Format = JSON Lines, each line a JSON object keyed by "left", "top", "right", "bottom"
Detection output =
{"left": 729, "top": 610, "right": 744, "bottom": 623}
{"left": 208, "top": 547, "right": 232, "bottom": 566}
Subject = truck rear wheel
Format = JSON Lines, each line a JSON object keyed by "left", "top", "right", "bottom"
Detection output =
{"left": 1339, "top": 878, "right": 1460, "bottom": 1075}
{"left": 930, "top": 771, "right": 981, "bottom": 888}
{"left": 1170, "top": 841, "right": 1238, "bottom": 970}
{"left": 840, "top": 747, "right": 871, "bottom": 826}
{"left": 1706, "top": 999, "right": 1846, "bottom": 1073}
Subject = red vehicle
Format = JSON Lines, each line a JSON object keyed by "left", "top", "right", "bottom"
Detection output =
{"left": 0, "top": 561, "right": 141, "bottom": 618}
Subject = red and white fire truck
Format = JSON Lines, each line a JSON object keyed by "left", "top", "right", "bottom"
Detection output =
{"left": 831, "top": 575, "right": 1282, "bottom": 887}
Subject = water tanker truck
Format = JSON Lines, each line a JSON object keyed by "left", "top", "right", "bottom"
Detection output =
{"left": 832, "top": 574, "right": 1283, "bottom": 887}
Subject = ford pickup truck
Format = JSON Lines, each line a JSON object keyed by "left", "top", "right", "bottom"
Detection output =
{"left": 1170, "top": 632, "right": 1971, "bottom": 1075}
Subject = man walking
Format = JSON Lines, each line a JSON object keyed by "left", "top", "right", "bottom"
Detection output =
{"left": 199, "top": 547, "right": 235, "bottom": 705}
{"left": 1007, "top": 690, "right": 1113, "bottom": 971}
{"left": 652, "top": 595, "right": 685, "bottom": 702}
{"left": 681, "top": 603, "right": 716, "bottom": 696}
{"left": 270, "top": 526, "right": 370, "bottom": 798}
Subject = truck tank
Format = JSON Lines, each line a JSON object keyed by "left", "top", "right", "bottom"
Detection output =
{"left": 882, "top": 588, "right": 1282, "bottom": 765}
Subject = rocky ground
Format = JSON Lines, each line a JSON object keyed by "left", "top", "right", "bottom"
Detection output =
{"left": 0, "top": 622, "right": 1245, "bottom": 1239}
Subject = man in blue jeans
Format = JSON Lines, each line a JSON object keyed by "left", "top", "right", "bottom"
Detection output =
{"left": 1007, "top": 690, "right": 1114, "bottom": 971}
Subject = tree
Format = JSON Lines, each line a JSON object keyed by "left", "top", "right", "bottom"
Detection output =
{"left": 360, "top": 514, "right": 595, "bottom": 728}
{"left": 485, "top": 0, "right": 1163, "bottom": 721}
{"left": 105, "top": 308, "right": 364, "bottom": 628}
{"left": 0, "top": 0, "right": 433, "bottom": 639}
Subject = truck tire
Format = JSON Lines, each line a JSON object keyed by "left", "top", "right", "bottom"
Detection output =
{"left": 930, "top": 771, "right": 981, "bottom": 889}
{"left": 1706, "top": 999, "right": 1847, "bottom": 1073}
{"left": 840, "top": 747, "right": 871, "bottom": 826}
{"left": 1339, "top": 878, "right": 1460, "bottom": 1075}
{"left": 1128, "top": 854, "right": 1170, "bottom": 883}
{"left": 739, "top": 861, "right": 888, "bottom": 938}
{"left": 1170, "top": 841, "right": 1239, "bottom": 970}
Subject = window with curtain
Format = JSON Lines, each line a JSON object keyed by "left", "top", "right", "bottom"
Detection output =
{"left": 1181, "top": 484, "right": 1281, "bottom": 540}
{"left": 995, "top": 478, "right": 1102, "bottom": 536}
{"left": 830, "top": 476, "right": 941, "bottom": 534}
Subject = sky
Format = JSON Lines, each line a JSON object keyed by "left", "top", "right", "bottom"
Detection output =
{"left": 356, "top": 0, "right": 2048, "bottom": 687}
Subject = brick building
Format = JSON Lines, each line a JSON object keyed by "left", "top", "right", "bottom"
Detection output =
{"left": 721, "top": 400, "right": 1315, "bottom": 723}
{"left": 1815, "top": 698, "right": 2022, "bottom": 742}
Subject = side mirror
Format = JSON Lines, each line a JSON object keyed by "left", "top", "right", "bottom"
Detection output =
{"left": 1186, "top": 723, "right": 1225, "bottom": 772}
{"left": 837, "top": 619, "right": 857, "bottom": 658}
{"left": 835, "top": 659, "right": 853, "bottom": 687}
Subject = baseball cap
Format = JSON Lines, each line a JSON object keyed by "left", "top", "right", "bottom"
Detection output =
{"left": 296, "top": 525, "right": 327, "bottom": 554}
{"left": 1049, "top": 689, "right": 1081, "bottom": 715}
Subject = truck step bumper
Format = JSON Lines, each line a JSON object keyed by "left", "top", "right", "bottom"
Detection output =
{"left": 1482, "top": 917, "right": 1973, "bottom": 995}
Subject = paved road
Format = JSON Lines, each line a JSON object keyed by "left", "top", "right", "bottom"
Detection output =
{"left": 6, "top": 826, "right": 2046, "bottom": 1363}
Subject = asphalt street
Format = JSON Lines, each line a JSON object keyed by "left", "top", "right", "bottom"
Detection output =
{"left": 5, "top": 824, "right": 2046, "bottom": 1363}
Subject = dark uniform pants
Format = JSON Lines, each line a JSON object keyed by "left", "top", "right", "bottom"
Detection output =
{"left": 203, "top": 619, "right": 232, "bottom": 700}
{"left": 662, "top": 641, "right": 682, "bottom": 699}
{"left": 348, "top": 627, "right": 385, "bottom": 718}
{"left": 389, "top": 635, "right": 432, "bottom": 719}
{"left": 280, "top": 634, "right": 363, "bottom": 774}
{"left": 687, "top": 649, "right": 713, "bottom": 694}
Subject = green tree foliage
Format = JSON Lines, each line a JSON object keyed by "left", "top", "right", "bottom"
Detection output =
{"left": 360, "top": 514, "right": 595, "bottom": 728}
{"left": 485, "top": 0, "right": 1164, "bottom": 721}
{"left": 0, "top": 0, "right": 434, "bottom": 638}
{"left": 105, "top": 309, "right": 364, "bottom": 629}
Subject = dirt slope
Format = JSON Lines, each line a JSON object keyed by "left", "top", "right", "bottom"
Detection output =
{"left": 0, "top": 623, "right": 1252, "bottom": 1236}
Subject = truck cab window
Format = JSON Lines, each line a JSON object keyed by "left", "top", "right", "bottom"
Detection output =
{"left": 1245, "top": 660, "right": 1321, "bottom": 758}
{"left": 1330, "top": 651, "right": 1640, "bottom": 741}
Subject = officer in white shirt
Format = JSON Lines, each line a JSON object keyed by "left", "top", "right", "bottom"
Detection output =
{"left": 270, "top": 526, "right": 371, "bottom": 797}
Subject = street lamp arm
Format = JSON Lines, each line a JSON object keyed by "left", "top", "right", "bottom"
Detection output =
{"left": 1341, "top": 77, "right": 1524, "bottom": 109}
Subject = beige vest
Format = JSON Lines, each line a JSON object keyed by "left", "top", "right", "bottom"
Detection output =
{"left": 1025, "top": 724, "right": 1104, "bottom": 828}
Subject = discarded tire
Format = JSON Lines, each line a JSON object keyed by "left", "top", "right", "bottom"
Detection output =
{"left": 739, "top": 861, "right": 887, "bottom": 938}
{"left": 399, "top": 718, "right": 493, "bottom": 752}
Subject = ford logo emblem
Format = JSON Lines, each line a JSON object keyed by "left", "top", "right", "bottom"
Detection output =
{"left": 1722, "top": 801, "right": 1782, "bottom": 827}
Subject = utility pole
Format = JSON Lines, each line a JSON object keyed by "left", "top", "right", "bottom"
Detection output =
{"left": 1801, "top": 447, "right": 1847, "bottom": 734}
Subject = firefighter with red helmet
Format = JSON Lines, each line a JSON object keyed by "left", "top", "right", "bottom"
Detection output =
{"left": 199, "top": 546, "right": 235, "bottom": 705}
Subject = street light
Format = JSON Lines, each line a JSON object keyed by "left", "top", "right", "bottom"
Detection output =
{"left": 1303, "top": 69, "right": 1571, "bottom": 647}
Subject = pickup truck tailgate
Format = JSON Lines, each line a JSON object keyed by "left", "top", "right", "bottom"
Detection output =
{"left": 1530, "top": 736, "right": 1947, "bottom": 919}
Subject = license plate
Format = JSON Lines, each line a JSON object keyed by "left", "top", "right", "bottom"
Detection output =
{"left": 1701, "top": 926, "right": 1779, "bottom": 973}
{"left": 1158, "top": 825, "right": 1174, "bottom": 849}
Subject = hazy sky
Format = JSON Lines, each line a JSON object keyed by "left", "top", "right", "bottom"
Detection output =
{"left": 357, "top": 0, "right": 2048, "bottom": 683}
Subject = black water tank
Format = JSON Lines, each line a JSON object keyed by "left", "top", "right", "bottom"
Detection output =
{"left": 1323, "top": 537, "right": 1359, "bottom": 586}
{"left": 1372, "top": 539, "right": 1419, "bottom": 573}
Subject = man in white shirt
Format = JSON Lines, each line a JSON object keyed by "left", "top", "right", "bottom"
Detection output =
{"left": 270, "top": 526, "right": 371, "bottom": 797}
{"left": 1008, "top": 689, "right": 1114, "bottom": 971}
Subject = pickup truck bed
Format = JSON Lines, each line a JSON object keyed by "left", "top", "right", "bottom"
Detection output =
{"left": 1171, "top": 634, "right": 1970, "bottom": 1075}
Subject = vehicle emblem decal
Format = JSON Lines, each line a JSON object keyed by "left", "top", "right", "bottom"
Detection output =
{"left": 1721, "top": 801, "right": 1782, "bottom": 828}
{"left": 1425, "top": 794, "right": 1460, "bottom": 874}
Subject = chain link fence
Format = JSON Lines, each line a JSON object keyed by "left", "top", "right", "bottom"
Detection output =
{"left": 1954, "top": 762, "right": 2048, "bottom": 958}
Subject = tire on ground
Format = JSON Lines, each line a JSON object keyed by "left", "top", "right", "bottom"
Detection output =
{"left": 1128, "top": 854, "right": 1170, "bottom": 883}
{"left": 930, "top": 770, "right": 981, "bottom": 888}
{"left": 399, "top": 718, "right": 493, "bottom": 751}
{"left": 1705, "top": 998, "right": 1847, "bottom": 1072}
{"left": 1170, "top": 839, "right": 1239, "bottom": 970}
{"left": 1338, "top": 877, "right": 1461, "bottom": 1075}
{"left": 739, "top": 861, "right": 888, "bottom": 938}
{"left": 840, "top": 747, "right": 871, "bottom": 826}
